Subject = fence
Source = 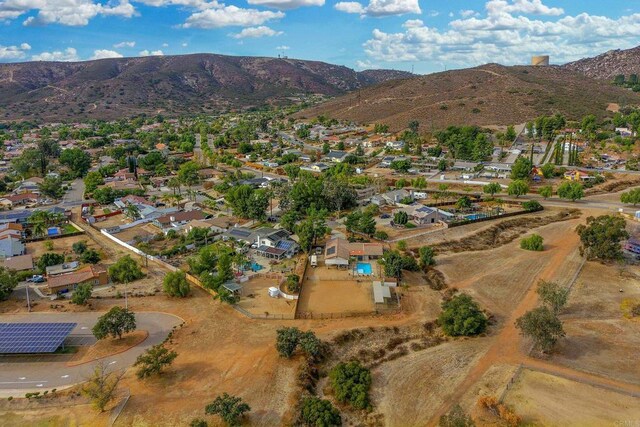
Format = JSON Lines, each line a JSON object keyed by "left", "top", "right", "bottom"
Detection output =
{"left": 231, "top": 304, "right": 295, "bottom": 320}
{"left": 296, "top": 308, "right": 400, "bottom": 320}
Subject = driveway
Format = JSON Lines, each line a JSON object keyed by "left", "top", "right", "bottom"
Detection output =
{"left": 0, "top": 311, "right": 182, "bottom": 396}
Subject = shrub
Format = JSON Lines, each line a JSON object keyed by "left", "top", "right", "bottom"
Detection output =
{"left": 300, "top": 396, "right": 341, "bottom": 427}
{"left": 373, "top": 230, "right": 388, "bottom": 240}
{"left": 205, "top": 393, "right": 250, "bottom": 426}
{"left": 522, "top": 200, "right": 542, "bottom": 211}
{"left": 163, "top": 271, "right": 190, "bottom": 297}
{"left": 286, "top": 274, "right": 301, "bottom": 294}
{"left": 438, "top": 294, "right": 487, "bottom": 336}
{"left": 520, "top": 234, "right": 544, "bottom": 251}
{"left": 329, "top": 361, "right": 371, "bottom": 410}
{"left": 189, "top": 418, "right": 208, "bottom": 427}
{"left": 71, "top": 283, "right": 93, "bottom": 305}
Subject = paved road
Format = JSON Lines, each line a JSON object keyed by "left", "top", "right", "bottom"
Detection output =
{"left": 0, "top": 311, "right": 182, "bottom": 396}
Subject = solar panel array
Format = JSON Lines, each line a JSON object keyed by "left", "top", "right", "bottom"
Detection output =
{"left": 0, "top": 322, "right": 77, "bottom": 354}
{"left": 275, "top": 240, "right": 293, "bottom": 250}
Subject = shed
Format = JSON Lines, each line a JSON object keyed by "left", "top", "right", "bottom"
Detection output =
{"left": 222, "top": 282, "right": 243, "bottom": 294}
{"left": 373, "top": 282, "right": 392, "bottom": 304}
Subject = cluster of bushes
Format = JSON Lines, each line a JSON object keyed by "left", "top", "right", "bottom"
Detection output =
{"left": 276, "top": 327, "right": 325, "bottom": 360}
{"left": 520, "top": 234, "right": 544, "bottom": 251}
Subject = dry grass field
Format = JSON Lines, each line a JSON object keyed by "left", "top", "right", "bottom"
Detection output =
{"left": 503, "top": 369, "right": 640, "bottom": 426}
{"left": 236, "top": 275, "right": 298, "bottom": 317}
{"left": 26, "top": 234, "right": 103, "bottom": 260}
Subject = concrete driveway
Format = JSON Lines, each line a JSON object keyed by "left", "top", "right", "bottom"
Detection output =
{"left": 0, "top": 311, "right": 182, "bottom": 396}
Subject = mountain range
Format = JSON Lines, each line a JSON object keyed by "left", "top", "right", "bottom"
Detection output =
{"left": 299, "top": 63, "right": 640, "bottom": 131}
{"left": 0, "top": 54, "right": 412, "bottom": 122}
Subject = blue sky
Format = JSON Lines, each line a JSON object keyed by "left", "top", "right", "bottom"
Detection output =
{"left": 0, "top": 0, "right": 639, "bottom": 73}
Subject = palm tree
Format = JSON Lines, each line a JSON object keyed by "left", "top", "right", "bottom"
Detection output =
{"left": 124, "top": 204, "right": 140, "bottom": 220}
{"left": 160, "top": 194, "right": 172, "bottom": 206}
{"left": 168, "top": 177, "right": 181, "bottom": 195}
{"left": 31, "top": 221, "right": 46, "bottom": 238}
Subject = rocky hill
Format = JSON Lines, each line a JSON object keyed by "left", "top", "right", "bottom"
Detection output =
{"left": 298, "top": 63, "right": 640, "bottom": 131}
{"left": 562, "top": 45, "right": 640, "bottom": 80}
{"left": 0, "top": 54, "right": 412, "bottom": 122}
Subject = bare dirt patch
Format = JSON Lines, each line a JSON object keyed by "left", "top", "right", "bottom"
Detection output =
{"left": 585, "top": 176, "right": 640, "bottom": 196}
{"left": 236, "top": 275, "right": 298, "bottom": 318}
{"left": 26, "top": 234, "right": 104, "bottom": 260}
{"left": 504, "top": 368, "right": 640, "bottom": 426}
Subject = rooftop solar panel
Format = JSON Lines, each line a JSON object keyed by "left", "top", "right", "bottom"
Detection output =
{"left": 275, "top": 240, "right": 293, "bottom": 250}
{"left": 0, "top": 322, "right": 77, "bottom": 354}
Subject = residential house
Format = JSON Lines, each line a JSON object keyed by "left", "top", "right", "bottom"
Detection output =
{"left": 385, "top": 140, "right": 405, "bottom": 150}
{"left": 222, "top": 226, "right": 298, "bottom": 259}
{"left": 301, "top": 163, "right": 330, "bottom": 173}
{"left": 0, "top": 193, "right": 40, "bottom": 208}
{"left": 1, "top": 254, "right": 34, "bottom": 272}
{"left": 153, "top": 210, "right": 206, "bottom": 233}
{"left": 0, "top": 223, "right": 24, "bottom": 239}
{"left": 324, "top": 238, "right": 383, "bottom": 267}
{"left": 46, "top": 265, "right": 109, "bottom": 294}
{"left": 371, "top": 189, "right": 413, "bottom": 206}
{"left": 46, "top": 261, "right": 80, "bottom": 277}
{"left": 324, "top": 150, "right": 349, "bottom": 163}
{"left": 393, "top": 205, "right": 453, "bottom": 225}
{"left": 0, "top": 235, "right": 25, "bottom": 257}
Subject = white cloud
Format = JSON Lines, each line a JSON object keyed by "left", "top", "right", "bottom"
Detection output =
{"left": 231, "top": 25, "right": 282, "bottom": 39}
{"left": 363, "top": 0, "right": 640, "bottom": 67}
{"left": 0, "top": 43, "right": 31, "bottom": 60}
{"left": 355, "top": 59, "right": 378, "bottom": 69}
{"left": 139, "top": 49, "right": 164, "bottom": 56}
{"left": 335, "top": 0, "right": 420, "bottom": 17}
{"left": 0, "top": 0, "right": 136, "bottom": 27}
{"left": 181, "top": 42, "right": 189, "bottom": 47}
{"left": 32, "top": 47, "right": 80, "bottom": 62}
{"left": 276, "top": 45, "right": 290, "bottom": 50}
{"left": 162, "top": 42, "right": 169, "bottom": 47}
{"left": 91, "top": 49, "right": 123, "bottom": 60}
{"left": 486, "top": 0, "right": 563, "bottom": 16}
{"left": 247, "top": 0, "right": 323, "bottom": 10}
{"left": 183, "top": 5, "right": 284, "bottom": 28}
{"left": 134, "top": 0, "right": 215, "bottom": 7}
{"left": 114, "top": 41, "right": 136, "bottom": 48}
{"left": 460, "top": 9, "right": 478, "bottom": 18}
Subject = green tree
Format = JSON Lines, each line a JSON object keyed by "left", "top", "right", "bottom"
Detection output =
{"left": 507, "top": 180, "right": 529, "bottom": 198}
{"left": 456, "top": 196, "right": 472, "bottom": 210}
{"left": 536, "top": 280, "right": 569, "bottom": 315}
{"left": 276, "top": 327, "right": 301, "bottom": 358}
{"left": 418, "top": 246, "right": 436, "bottom": 269}
{"left": 177, "top": 161, "right": 200, "bottom": 188}
{"left": 133, "top": 344, "right": 178, "bottom": 379}
{"left": 163, "top": 271, "right": 190, "bottom": 297}
{"left": 393, "top": 210, "right": 408, "bottom": 225}
{"left": 538, "top": 185, "right": 553, "bottom": 199}
{"left": 520, "top": 234, "right": 544, "bottom": 251}
{"left": 381, "top": 250, "right": 405, "bottom": 280}
{"left": 80, "top": 249, "right": 101, "bottom": 264}
{"left": 37, "top": 252, "right": 65, "bottom": 273}
{"left": 82, "top": 362, "right": 124, "bottom": 412}
{"left": 540, "top": 163, "right": 555, "bottom": 178}
{"left": 557, "top": 181, "right": 584, "bottom": 201}
{"left": 483, "top": 182, "right": 501, "bottom": 197}
{"left": 397, "top": 240, "right": 407, "bottom": 252}
{"left": 300, "top": 397, "right": 341, "bottom": 427}
{"left": 72, "top": 241, "right": 88, "bottom": 255}
{"left": 71, "top": 283, "right": 92, "bottom": 305}
{"left": 92, "top": 306, "right": 136, "bottom": 340}
{"left": 108, "top": 255, "right": 144, "bottom": 283}
{"left": 621, "top": 188, "right": 640, "bottom": 206}
{"left": 439, "top": 404, "right": 475, "bottom": 427}
{"left": 505, "top": 125, "right": 517, "bottom": 141}
{"left": 285, "top": 274, "right": 301, "bottom": 293}
{"left": 510, "top": 157, "right": 533, "bottom": 180}
{"left": 60, "top": 148, "right": 92, "bottom": 178}
{"left": 575, "top": 215, "right": 629, "bottom": 261}
{"left": 84, "top": 172, "right": 104, "bottom": 194}
{"left": 438, "top": 294, "right": 487, "bottom": 336}
{"left": 390, "top": 159, "right": 412, "bottom": 173}
{"left": 0, "top": 267, "right": 18, "bottom": 301}
{"left": 205, "top": 393, "right": 251, "bottom": 426}
{"left": 38, "top": 176, "right": 65, "bottom": 199}
{"left": 329, "top": 361, "right": 371, "bottom": 410}
{"left": 296, "top": 209, "right": 328, "bottom": 253}
{"left": 515, "top": 306, "right": 565, "bottom": 353}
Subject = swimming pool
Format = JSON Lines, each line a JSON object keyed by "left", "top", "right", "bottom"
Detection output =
{"left": 250, "top": 262, "right": 263, "bottom": 272}
{"left": 356, "top": 262, "right": 373, "bottom": 275}
{"left": 465, "top": 213, "right": 488, "bottom": 221}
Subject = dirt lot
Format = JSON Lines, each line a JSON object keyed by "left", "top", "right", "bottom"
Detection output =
{"left": 553, "top": 261, "right": 640, "bottom": 384}
{"left": 297, "top": 266, "right": 375, "bottom": 316}
{"left": 504, "top": 368, "right": 640, "bottom": 426}
{"left": 26, "top": 234, "right": 106, "bottom": 260}
{"left": 236, "top": 275, "right": 298, "bottom": 318}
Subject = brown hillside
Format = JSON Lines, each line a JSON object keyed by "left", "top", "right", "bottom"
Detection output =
{"left": 562, "top": 45, "right": 640, "bottom": 80}
{"left": 297, "top": 64, "right": 640, "bottom": 131}
{"left": 0, "top": 53, "right": 412, "bottom": 122}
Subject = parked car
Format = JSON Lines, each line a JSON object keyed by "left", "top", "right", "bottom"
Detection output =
{"left": 27, "top": 275, "right": 45, "bottom": 283}
{"left": 380, "top": 214, "right": 391, "bottom": 219}
{"left": 314, "top": 247, "right": 323, "bottom": 255}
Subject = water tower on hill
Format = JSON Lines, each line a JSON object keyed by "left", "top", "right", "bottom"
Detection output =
{"left": 531, "top": 55, "right": 550, "bottom": 66}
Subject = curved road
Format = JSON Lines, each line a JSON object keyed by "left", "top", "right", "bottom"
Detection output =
{"left": 0, "top": 312, "right": 182, "bottom": 396}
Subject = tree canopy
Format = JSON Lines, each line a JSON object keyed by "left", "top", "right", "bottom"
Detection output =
{"left": 163, "top": 270, "right": 191, "bottom": 297}
{"left": 205, "top": 393, "right": 251, "bottom": 427}
{"left": 575, "top": 215, "right": 629, "bottom": 261}
{"left": 92, "top": 306, "right": 137, "bottom": 340}
{"left": 108, "top": 255, "right": 144, "bottom": 283}
{"left": 438, "top": 294, "right": 487, "bottom": 336}
{"left": 329, "top": 361, "right": 372, "bottom": 410}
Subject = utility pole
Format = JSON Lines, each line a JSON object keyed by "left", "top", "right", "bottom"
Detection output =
{"left": 124, "top": 281, "right": 128, "bottom": 310}
{"left": 26, "top": 284, "right": 31, "bottom": 312}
